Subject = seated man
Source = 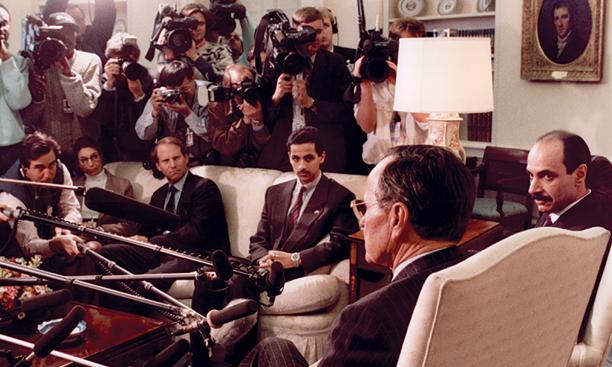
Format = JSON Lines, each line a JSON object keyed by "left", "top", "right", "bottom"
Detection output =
{"left": 95, "top": 137, "right": 230, "bottom": 290}
{"left": 527, "top": 130, "right": 611, "bottom": 231}
{"left": 241, "top": 144, "right": 475, "bottom": 366}
{"left": 72, "top": 137, "right": 137, "bottom": 236}
{"left": 0, "top": 133, "right": 83, "bottom": 265}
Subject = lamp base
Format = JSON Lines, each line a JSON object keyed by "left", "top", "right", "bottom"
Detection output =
{"left": 425, "top": 113, "right": 466, "bottom": 162}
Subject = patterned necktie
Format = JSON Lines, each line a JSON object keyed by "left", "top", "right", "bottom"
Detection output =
{"left": 543, "top": 215, "right": 553, "bottom": 227}
{"left": 165, "top": 185, "right": 177, "bottom": 213}
{"left": 287, "top": 186, "right": 307, "bottom": 234}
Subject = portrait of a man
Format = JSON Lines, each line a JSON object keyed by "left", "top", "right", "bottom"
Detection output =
{"left": 537, "top": 0, "right": 592, "bottom": 64}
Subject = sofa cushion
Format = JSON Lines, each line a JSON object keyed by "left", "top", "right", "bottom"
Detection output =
{"left": 260, "top": 274, "right": 342, "bottom": 315}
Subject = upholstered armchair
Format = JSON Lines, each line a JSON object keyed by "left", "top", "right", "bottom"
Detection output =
{"left": 396, "top": 227, "right": 610, "bottom": 367}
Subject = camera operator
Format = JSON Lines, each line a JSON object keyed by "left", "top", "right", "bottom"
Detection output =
{"left": 258, "top": 7, "right": 353, "bottom": 173}
{"left": 135, "top": 60, "right": 214, "bottom": 165}
{"left": 96, "top": 32, "right": 154, "bottom": 163}
{"left": 42, "top": 0, "right": 116, "bottom": 65}
{"left": 20, "top": 12, "right": 102, "bottom": 174}
{"left": 353, "top": 17, "right": 429, "bottom": 165}
{"left": 0, "top": 4, "right": 32, "bottom": 175}
{"left": 208, "top": 64, "right": 270, "bottom": 167}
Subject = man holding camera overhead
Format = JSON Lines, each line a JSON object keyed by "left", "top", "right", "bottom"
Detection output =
{"left": 257, "top": 7, "right": 353, "bottom": 173}
{"left": 135, "top": 59, "right": 215, "bottom": 165}
{"left": 0, "top": 4, "right": 32, "bottom": 175}
{"left": 207, "top": 64, "right": 270, "bottom": 167}
{"left": 20, "top": 12, "right": 102, "bottom": 174}
{"left": 96, "top": 32, "right": 154, "bottom": 163}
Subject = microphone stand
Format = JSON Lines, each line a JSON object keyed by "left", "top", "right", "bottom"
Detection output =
{"left": 0, "top": 178, "right": 85, "bottom": 196}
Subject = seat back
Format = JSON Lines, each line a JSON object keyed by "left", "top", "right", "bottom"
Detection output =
{"left": 397, "top": 226, "right": 611, "bottom": 367}
{"left": 588, "top": 155, "right": 612, "bottom": 199}
{"left": 478, "top": 146, "right": 530, "bottom": 197}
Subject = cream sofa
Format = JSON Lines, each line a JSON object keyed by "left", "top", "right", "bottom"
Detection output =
{"left": 104, "top": 162, "right": 366, "bottom": 363}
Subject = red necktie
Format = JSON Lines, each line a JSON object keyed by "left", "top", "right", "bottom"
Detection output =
{"left": 287, "top": 186, "right": 307, "bottom": 234}
{"left": 543, "top": 215, "right": 553, "bottom": 227}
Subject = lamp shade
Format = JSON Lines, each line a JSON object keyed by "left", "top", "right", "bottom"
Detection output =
{"left": 393, "top": 38, "right": 494, "bottom": 114}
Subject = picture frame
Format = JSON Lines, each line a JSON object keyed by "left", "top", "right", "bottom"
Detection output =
{"left": 521, "top": 0, "right": 604, "bottom": 82}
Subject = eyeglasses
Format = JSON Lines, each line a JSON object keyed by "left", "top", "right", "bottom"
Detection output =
{"left": 78, "top": 153, "right": 100, "bottom": 164}
{"left": 350, "top": 199, "right": 378, "bottom": 221}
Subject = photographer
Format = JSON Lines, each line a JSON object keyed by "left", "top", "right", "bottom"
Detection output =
{"left": 20, "top": 12, "right": 102, "bottom": 174}
{"left": 208, "top": 64, "right": 270, "bottom": 167}
{"left": 135, "top": 60, "right": 214, "bottom": 164}
{"left": 0, "top": 4, "right": 32, "bottom": 175}
{"left": 96, "top": 32, "right": 153, "bottom": 162}
{"left": 258, "top": 7, "right": 352, "bottom": 173}
{"left": 353, "top": 17, "right": 429, "bottom": 165}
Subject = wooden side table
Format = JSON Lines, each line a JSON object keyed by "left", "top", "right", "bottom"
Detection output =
{"left": 348, "top": 219, "right": 502, "bottom": 303}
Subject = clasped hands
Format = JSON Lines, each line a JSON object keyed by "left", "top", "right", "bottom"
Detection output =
{"left": 258, "top": 250, "right": 296, "bottom": 270}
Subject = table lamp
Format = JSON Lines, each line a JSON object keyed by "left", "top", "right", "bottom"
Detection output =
{"left": 393, "top": 37, "right": 494, "bottom": 161}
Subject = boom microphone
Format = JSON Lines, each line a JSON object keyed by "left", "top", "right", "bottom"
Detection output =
{"left": 206, "top": 299, "right": 258, "bottom": 329}
{"left": 16, "top": 289, "right": 72, "bottom": 320}
{"left": 145, "top": 339, "right": 190, "bottom": 367}
{"left": 84, "top": 187, "right": 179, "bottom": 230}
{"left": 212, "top": 250, "right": 233, "bottom": 281}
{"left": 29, "top": 305, "right": 86, "bottom": 359}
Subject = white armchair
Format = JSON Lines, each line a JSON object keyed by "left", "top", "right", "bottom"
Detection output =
{"left": 396, "top": 227, "right": 611, "bottom": 367}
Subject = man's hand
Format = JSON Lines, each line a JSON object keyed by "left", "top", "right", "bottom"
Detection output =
{"left": 258, "top": 250, "right": 294, "bottom": 270}
{"left": 185, "top": 40, "right": 199, "bottom": 62}
{"left": 271, "top": 73, "right": 293, "bottom": 105}
{"left": 82, "top": 240, "right": 102, "bottom": 252}
{"left": 49, "top": 234, "right": 84, "bottom": 257}
{"left": 127, "top": 78, "right": 145, "bottom": 100}
{"left": 53, "top": 56, "right": 72, "bottom": 77}
{"left": 104, "top": 58, "right": 122, "bottom": 89}
{"left": 0, "top": 37, "right": 11, "bottom": 61}
{"left": 0, "top": 203, "right": 9, "bottom": 222}
{"left": 293, "top": 79, "right": 313, "bottom": 108}
{"left": 151, "top": 88, "right": 165, "bottom": 118}
{"left": 165, "top": 94, "right": 192, "bottom": 119}
{"left": 130, "top": 234, "right": 149, "bottom": 243}
{"left": 239, "top": 100, "right": 263, "bottom": 125}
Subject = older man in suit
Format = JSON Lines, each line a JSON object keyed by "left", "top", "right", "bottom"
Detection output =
{"left": 239, "top": 144, "right": 475, "bottom": 367}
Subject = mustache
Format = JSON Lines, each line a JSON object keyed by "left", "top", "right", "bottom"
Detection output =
{"left": 531, "top": 193, "right": 552, "bottom": 202}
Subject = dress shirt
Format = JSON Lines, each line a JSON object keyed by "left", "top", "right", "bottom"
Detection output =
{"left": 286, "top": 171, "right": 322, "bottom": 222}
{"left": 163, "top": 172, "right": 188, "bottom": 213}
{"left": 549, "top": 189, "right": 592, "bottom": 224}
{"left": 81, "top": 170, "right": 108, "bottom": 220}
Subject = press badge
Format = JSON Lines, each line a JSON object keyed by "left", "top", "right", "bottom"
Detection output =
{"left": 62, "top": 98, "right": 73, "bottom": 114}
{"left": 186, "top": 129, "right": 194, "bottom": 147}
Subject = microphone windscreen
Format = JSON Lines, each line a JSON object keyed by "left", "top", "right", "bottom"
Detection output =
{"left": 145, "top": 339, "right": 190, "bottom": 367}
{"left": 208, "top": 299, "right": 258, "bottom": 328}
{"left": 212, "top": 250, "right": 233, "bottom": 281}
{"left": 85, "top": 187, "right": 179, "bottom": 230}
{"left": 268, "top": 261, "right": 285, "bottom": 297}
{"left": 22, "top": 289, "right": 72, "bottom": 314}
{"left": 33, "top": 305, "right": 85, "bottom": 357}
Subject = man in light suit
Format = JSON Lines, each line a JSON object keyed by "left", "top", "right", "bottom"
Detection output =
{"left": 240, "top": 144, "right": 475, "bottom": 367}
{"left": 72, "top": 137, "right": 137, "bottom": 236}
{"left": 527, "top": 130, "right": 611, "bottom": 232}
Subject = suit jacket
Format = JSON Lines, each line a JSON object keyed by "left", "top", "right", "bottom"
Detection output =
{"left": 249, "top": 175, "right": 359, "bottom": 274}
{"left": 146, "top": 171, "right": 230, "bottom": 255}
{"left": 319, "top": 246, "right": 469, "bottom": 367}
{"left": 535, "top": 190, "right": 612, "bottom": 233}
{"left": 74, "top": 169, "right": 138, "bottom": 236}
{"left": 258, "top": 50, "right": 353, "bottom": 173}
{"left": 543, "top": 31, "right": 587, "bottom": 65}
{"left": 334, "top": 45, "right": 357, "bottom": 65}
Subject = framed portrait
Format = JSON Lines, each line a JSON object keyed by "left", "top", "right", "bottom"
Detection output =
{"left": 521, "top": 0, "right": 604, "bottom": 82}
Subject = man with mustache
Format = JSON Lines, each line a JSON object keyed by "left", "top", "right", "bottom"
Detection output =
{"left": 527, "top": 130, "right": 611, "bottom": 231}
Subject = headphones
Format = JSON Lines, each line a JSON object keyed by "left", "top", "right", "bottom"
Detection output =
{"left": 327, "top": 8, "right": 338, "bottom": 34}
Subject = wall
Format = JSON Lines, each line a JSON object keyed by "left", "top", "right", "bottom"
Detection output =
{"left": 493, "top": 2, "right": 612, "bottom": 157}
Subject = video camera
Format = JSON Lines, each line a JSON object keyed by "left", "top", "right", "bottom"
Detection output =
{"left": 115, "top": 35, "right": 148, "bottom": 81}
{"left": 20, "top": 15, "right": 66, "bottom": 72}
{"left": 256, "top": 10, "right": 316, "bottom": 81}
{"left": 210, "top": 0, "right": 246, "bottom": 36}
{"left": 207, "top": 79, "right": 261, "bottom": 106}
{"left": 356, "top": 28, "right": 398, "bottom": 83}
{"left": 146, "top": 5, "right": 199, "bottom": 61}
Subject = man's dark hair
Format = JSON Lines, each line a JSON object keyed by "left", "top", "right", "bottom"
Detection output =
{"left": 378, "top": 145, "right": 475, "bottom": 241}
{"left": 19, "top": 132, "right": 61, "bottom": 168}
{"left": 293, "top": 7, "right": 322, "bottom": 25}
{"left": 286, "top": 126, "right": 325, "bottom": 155}
{"left": 151, "top": 136, "right": 189, "bottom": 163}
{"left": 73, "top": 136, "right": 103, "bottom": 163}
{"left": 389, "top": 17, "right": 425, "bottom": 38}
{"left": 551, "top": 0, "right": 574, "bottom": 23}
{"left": 537, "top": 130, "right": 591, "bottom": 175}
{"left": 159, "top": 60, "right": 194, "bottom": 87}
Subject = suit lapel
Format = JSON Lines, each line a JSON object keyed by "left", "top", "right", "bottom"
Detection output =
{"left": 175, "top": 172, "right": 195, "bottom": 218}
{"left": 274, "top": 180, "right": 298, "bottom": 250}
{"left": 283, "top": 176, "right": 329, "bottom": 251}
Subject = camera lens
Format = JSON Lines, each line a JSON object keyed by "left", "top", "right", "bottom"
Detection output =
{"left": 167, "top": 29, "right": 193, "bottom": 55}
{"left": 281, "top": 52, "right": 307, "bottom": 75}
{"left": 214, "top": 16, "right": 237, "bottom": 35}
{"left": 122, "top": 61, "right": 148, "bottom": 81}
{"left": 363, "top": 57, "right": 390, "bottom": 83}
{"left": 36, "top": 39, "right": 66, "bottom": 70}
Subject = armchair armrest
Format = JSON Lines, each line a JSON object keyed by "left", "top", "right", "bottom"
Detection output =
{"left": 260, "top": 274, "right": 342, "bottom": 315}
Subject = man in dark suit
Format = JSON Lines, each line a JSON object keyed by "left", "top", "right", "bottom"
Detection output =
{"left": 257, "top": 7, "right": 353, "bottom": 173}
{"left": 541, "top": 1, "right": 588, "bottom": 64}
{"left": 527, "top": 130, "right": 611, "bottom": 232}
{"left": 240, "top": 144, "right": 475, "bottom": 367}
{"left": 95, "top": 137, "right": 230, "bottom": 290}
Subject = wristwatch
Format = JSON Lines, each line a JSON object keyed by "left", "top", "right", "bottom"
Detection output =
{"left": 291, "top": 252, "right": 301, "bottom": 267}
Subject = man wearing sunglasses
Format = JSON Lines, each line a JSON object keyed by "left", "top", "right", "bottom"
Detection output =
{"left": 241, "top": 144, "right": 475, "bottom": 367}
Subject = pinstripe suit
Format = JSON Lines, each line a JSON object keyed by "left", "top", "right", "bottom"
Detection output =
{"left": 240, "top": 246, "right": 469, "bottom": 367}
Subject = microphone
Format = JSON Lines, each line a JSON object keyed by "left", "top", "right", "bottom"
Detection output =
{"left": 84, "top": 187, "right": 179, "bottom": 230}
{"left": 27, "top": 305, "right": 85, "bottom": 361}
{"left": 211, "top": 250, "right": 233, "bottom": 281}
{"left": 145, "top": 339, "right": 190, "bottom": 367}
{"left": 206, "top": 299, "right": 258, "bottom": 329}
{"left": 267, "top": 261, "right": 285, "bottom": 299}
{"left": 16, "top": 289, "right": 72, "bottom": 320}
